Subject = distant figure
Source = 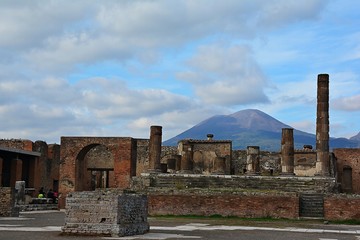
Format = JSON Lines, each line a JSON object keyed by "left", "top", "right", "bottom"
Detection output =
{"left": 38, "top": 187, "right": 45, "bottom": 198}
{"left": 38, "top": 192, "right": 45, "bottom": 198}
{"left": 53, "top": 191, "right": 58, "bottom": 203}
{"left": 47, "top": 189, "right": 54, "bottom": 202}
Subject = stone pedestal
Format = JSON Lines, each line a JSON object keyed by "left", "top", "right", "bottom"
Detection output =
{"left": 62, "top": 190, "right": 149, "bottom": 237}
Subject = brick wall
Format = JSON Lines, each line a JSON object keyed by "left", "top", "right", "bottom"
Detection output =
{"left": 0, "top": 187, "right": 19, "bottom": 217}
{"left": 148, "top": 192, "right": 299, "bottom": 219}
{"left": 59, "top": 137, "right": 138, "bottom": 208}
{"left": 324, "top": 194, "right": 360, "bottom": 220}
{"left": 62, "top": 190, "right": 149, "bottom": 237}
{"left": 333, "top": 148, "right": 360, "bottom": 193}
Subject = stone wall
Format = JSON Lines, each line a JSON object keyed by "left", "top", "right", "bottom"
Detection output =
{"left": 62, "top": 190, "right": 149, "bottom": 237}
{"left": 136, "top": 173, "right": 336, "bottom": 193}
{"left": 0, "top": 139, "right": 33, "bottom": 151}
{"left": 0, "top": 187, "right": 19, "bottom": 217}
{"left": 324, "top": 194, "right": 360, "bottom": 220}
{"left": 333, "top": 148, "right": 360, "bottom": 193}
{"left": 136, "top": 139, "right": 150, "bottom": 176}
{"left": 148, "top": 192, "right": 299, "bottom": 219}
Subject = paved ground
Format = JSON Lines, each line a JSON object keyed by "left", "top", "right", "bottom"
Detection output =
{"left": 0, "top": 211, "right": 360, "bottom": 240}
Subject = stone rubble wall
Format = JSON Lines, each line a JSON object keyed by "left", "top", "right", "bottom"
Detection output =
{"left": 62, "top": 190, "right": 149, "bottom": 237}
{"left": 0, "top": 187, "right": 19, "bottom": 217}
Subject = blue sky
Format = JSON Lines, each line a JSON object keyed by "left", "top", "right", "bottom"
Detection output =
{"left": 0, "top": 0, "right": 359, "bottom": 144}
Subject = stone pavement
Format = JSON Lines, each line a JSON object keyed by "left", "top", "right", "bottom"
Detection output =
{"left": 0, "top": 210, "right": 360, "bottom": 240}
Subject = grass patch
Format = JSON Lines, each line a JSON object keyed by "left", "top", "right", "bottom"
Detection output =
{"left": 328, "top": 219, "right": 360, "bottom": 225}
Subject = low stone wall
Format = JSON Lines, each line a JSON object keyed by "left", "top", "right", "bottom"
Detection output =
{"left": 324, "top": 194, "right": 360, "bottom": 220}
{"left": 135, "top": 173, "right": 337, "bottom": 193}
{"left": 62, "top": 190, "right": 149, "bottom": 237}
{"left": 0, "top": 187, "right": 19, "bottom": 217}
{"left": 148, "top": 191, "right": 299, "bottom": 219}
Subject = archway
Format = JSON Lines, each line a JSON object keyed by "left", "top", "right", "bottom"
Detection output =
{"left": 75, "top": 144, "right": 114, "bottom": 191}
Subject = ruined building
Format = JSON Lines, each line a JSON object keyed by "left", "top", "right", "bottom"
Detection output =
{"left": 1, "top": 73, "right": 360, "bottom": 220}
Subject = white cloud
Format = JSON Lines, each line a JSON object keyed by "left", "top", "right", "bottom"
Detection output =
{"left": 2, "top": 0, "right": 359, "bottom": 143}
{"left": 332, "top": 95, "right": 360, "bottom": 111}
{"left": 178, "top": 43, "right": 269, "bottom": 106}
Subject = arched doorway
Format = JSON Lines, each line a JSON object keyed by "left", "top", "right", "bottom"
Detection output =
{"left": 75, "top": 144, "right": 114, "bottom": 191}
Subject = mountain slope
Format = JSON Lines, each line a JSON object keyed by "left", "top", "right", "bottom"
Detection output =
{"left": 350, "top": 132, "right": 360, "bottom": 142}
{"left": 163, "top": 109, "right": 359, "bottom": 151}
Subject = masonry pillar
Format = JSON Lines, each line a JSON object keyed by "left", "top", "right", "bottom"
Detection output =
{"left": 0, "top": 157, "right": 3, "bottom": 186}
{"left": 15, "top": 181, "right": 25, "bottom": 206}
{"left": 180, "top": 140, "right": 193, "bottom": 173}
{"left": 246, "top": 146, "right": 260, "bottom": 175}
{"left": 315, "top": 74, "right": 330, "bottom": 176}
{"left": 10, "top": 158, "right": 22, "bottom": 188}
{"left": 281, "top": 128, "right": 295, "bottom": 175}
{"left": 148, "top": 126, "right": 162, "bottom": 173}
{"left": 174, "top": 155, "right": 181, "bottom": 172}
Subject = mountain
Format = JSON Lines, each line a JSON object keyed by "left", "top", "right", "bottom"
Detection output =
{"left": 163, "top": 109, "right": 359, "bottom": 151}
{"left": 350, "top": 132, "right": 360, "bottom": 142}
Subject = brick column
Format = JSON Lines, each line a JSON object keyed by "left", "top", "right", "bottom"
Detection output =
{"left": 281, "top": 128, "right": 295, "bottom": 175}
{"left": 246, "top": 146, "right": 260, "bottom": 175}
{"left": 10, "top": 158, "right": 22, "bottom": 188}
{"left": 148, "top": 126, "right": 162, "bottom": 173}
{"left": 180, "top": 140, "right": 193, "bottom": 173}
{"left": 315, "top": 74, "right": 330, "bottom": 176}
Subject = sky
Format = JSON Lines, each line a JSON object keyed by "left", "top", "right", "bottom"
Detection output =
{"left": 0, "top": 0, "right": 359, "bottom": 144}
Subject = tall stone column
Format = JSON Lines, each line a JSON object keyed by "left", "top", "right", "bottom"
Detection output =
{"left": 246, "top": 146, "right": 260, "bottom": 175}
{"left": 148, "top": 125, "right": 162, "bottom": 173}
{"left": 281, "top": 128, "right": 295, "bottom": 175}
{"left": 315, "top": 74, "right": 330, "bottom": 176}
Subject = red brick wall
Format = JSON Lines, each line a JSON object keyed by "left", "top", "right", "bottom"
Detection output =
{"left": 148, "top": 193, "right": 299, "bottom": 219}
{"left": 59, "top": 137, "right": 137, "bottom": 208}
{"left": 333, "top": 148, "right": 360, "bottom": 193}
{"left": 324, "top": 195, "right": 360, "bottom": 220}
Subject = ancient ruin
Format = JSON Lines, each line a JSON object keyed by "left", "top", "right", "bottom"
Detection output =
{"left": 1, "top": 73, "right": 360, "bottom": 222}
{"left": 62, "top": 190, "right": 149, "bottom": 237}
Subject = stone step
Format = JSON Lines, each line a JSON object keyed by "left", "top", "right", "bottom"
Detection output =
{"left": 299, "top": 193, "right": 324, "bottom": 218}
